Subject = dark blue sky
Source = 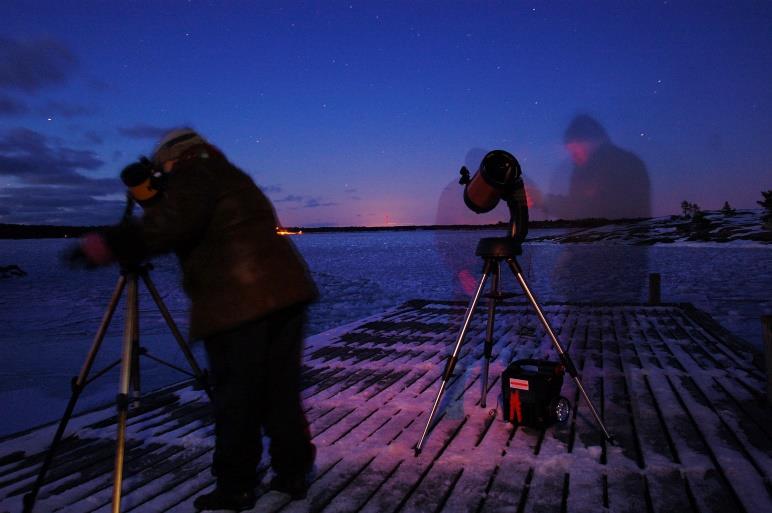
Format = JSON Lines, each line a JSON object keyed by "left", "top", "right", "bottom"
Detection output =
{"left": 1, "top": 1, "right": 770, "bottom": 226}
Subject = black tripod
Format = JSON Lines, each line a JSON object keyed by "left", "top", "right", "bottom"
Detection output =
{"left": 415, "top": 236, "right": 613, "bottom": 454}
{"left": 22, "top": 263, "right": 211, "bottom": 513}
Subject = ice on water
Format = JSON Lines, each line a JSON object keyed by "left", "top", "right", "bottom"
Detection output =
{"left": 0, "top": 230, "right": 770, "bottom": 436}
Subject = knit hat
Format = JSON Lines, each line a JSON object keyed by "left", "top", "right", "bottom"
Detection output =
{"left": 564, "top": 115, "right": 608, "bottom": 143}
{"left": 152, "top": 128, "right": 207, "bottom": 165}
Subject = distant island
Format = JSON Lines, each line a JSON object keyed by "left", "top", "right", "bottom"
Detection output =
{"left": 1, "top": 210, "right": 769, "bottom": 244}
{"left": 0, "top": 224, "right": 104, "bottom": 239}
{"left": 0, "top": 218, "right": 638, "bottom": 239}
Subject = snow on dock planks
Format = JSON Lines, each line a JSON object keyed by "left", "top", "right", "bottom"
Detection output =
{"left": 1, "top": 300, "right": 770, "bottom": 512}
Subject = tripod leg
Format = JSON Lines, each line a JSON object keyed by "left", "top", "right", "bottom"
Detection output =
{"left": 415, "top": 259, "right": 492, "bottom": 456}
{"left": 481, "top": 261, "right": 500, "bottom": 408}
{"left": 505, "top": 258, "right": 614, "bottom": 442}
{"left": 112, "top": 274, "right": 139, "bottom": 513}
{"left": 23, "top": 275, "right": 127, "bottom": 513}
{"left": 140, "top": 271, "right": 212, "bottom": 399}
{"left": 130, "top": 283, "right": 141, "bottom": 407}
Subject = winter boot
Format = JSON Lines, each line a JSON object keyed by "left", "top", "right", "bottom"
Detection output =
{"left": 193, "top": 487, "right": 256, "bottom": 511}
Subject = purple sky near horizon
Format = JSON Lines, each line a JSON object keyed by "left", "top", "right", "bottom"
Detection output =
{"left": 0, "top": 1, "right": 770, "bottom": 227}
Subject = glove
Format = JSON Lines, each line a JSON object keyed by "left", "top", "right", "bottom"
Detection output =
{"left": 64, "top": 232, "right": 115, "bottom": 269}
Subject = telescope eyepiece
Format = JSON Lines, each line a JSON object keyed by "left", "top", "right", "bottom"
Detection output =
{"left": 479, "top": 150, "right": 522, "bottom": 193}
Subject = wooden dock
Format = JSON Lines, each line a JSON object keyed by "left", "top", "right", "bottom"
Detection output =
{"left": 1, "top": 300, "right": 771, "bottom": 512}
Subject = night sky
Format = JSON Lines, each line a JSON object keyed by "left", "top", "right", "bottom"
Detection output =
{"left": 1, "top": 1, "right": 770, "bottom": 227}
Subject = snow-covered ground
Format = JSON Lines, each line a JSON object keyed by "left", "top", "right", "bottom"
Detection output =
{"left": 2, "top": 301, "right": 769, "bottom": 512}
{"left": 0, "top": 229, "right": 770, "bottom": 437}
{"left": 532, "top": 208, "right": 771, "bottom": 244}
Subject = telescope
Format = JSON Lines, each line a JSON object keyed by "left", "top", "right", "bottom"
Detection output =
{"left": 415, "top": 149, "right": 613, "bottom": 456}
{"left": 459, "top": 149, "right": 528, "bottom": 243}
{"left": 121, "top": 157, "right": 166, "bottom": 205}
{"left": 24, "top": 158, "right": 212, "bottom": 512}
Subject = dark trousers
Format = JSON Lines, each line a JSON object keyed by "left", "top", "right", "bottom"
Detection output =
{"left": 204, "top": 304, "right": 313, "bottom": 491}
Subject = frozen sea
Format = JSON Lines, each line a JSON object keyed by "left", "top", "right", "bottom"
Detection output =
{"left": 1, "top": 230, "right": 770, "bottom": 437}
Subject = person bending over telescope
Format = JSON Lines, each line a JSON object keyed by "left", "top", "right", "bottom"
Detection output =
{"left": 74, "top": 128, "right": 317, "bottom": 511}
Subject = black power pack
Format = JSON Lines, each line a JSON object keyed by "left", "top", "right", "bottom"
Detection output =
{"left": 501, "top": 359, "right": 571, "bottom": 427}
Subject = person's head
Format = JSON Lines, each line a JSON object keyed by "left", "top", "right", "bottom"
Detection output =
{"left": 564, "top": 115, "right": 608, "bottom": 166}
{"left": 152, "top": 128, "right": 208, "bottom": 171}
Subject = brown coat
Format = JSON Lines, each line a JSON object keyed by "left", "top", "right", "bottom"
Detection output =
{"left": 118, "top": 151, "right": 317, "bottom": 340}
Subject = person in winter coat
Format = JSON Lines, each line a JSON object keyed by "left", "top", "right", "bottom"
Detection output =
{"left": 78, "top": 128, "right": 317, "bottom": 511}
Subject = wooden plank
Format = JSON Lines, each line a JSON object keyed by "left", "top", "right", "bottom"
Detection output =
{"left": 480, "top": 459, "right": 530, "bottom": 512}
{"left": 646, "top": 469, "right": 694, "bottom": 513}
{"left": 557, "top": 309, "right": 610, "bottom": 513}
{"left": 565, "top": 463, "right": 604, "bottom": 513}
{"left": 316, "top": 405, "right": 383, "bottom": 447}
{"left": 646, "top": 314, "right": 772, "bottom": 511}
{"left": 440, "top": 419, "right": 513, "bottom": 512}
{"left": 713, "top": 375, "right": 772, "bottom": 440}
{"left": 668, "top": 374, "right": 772, "bottom": 511}
{"left": 252, "top": 455, "right": 343, "bottom": 512}
{"left": 320, "top": 457, "right": 404, "bottom": 513}
{"left": 283, "top": 452, "right": 377, "bottom": 513}
{"left": 625, "top": 369, "right": 680, "bottom": 465}
{"left": 86, "top": 446, "right": 212, "bottom": 513}
{"left": 357, "top": 416, "right": 468, "bottom": 513}
{"left": 605, "top": 470, "right": 649, "bottom": 513}
{"left": 633, "top": 309, "right": 745, "bottom": 513}
{"left": 399, "top": 375, "right": 503, "bottom": 513}
{"left": 644, "top": 373, "right": 743, "bottom": 513}
{"left": 522, "top": 466, "right": 567, "bottom": 513}
{"left": 48, "top": 443, "right": 182, "bottom": 507}
{"left": 601, "top": 308, "right": 650, "bottom": 513}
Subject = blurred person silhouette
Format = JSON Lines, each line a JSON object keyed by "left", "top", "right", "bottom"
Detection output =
{"left": 541, "top": 115, "right": 650, "bottom": 220}
{"left": 536, "top": 115, "right": 652, "bottom": 302}
{"left": 74, "top": 128, "right": 317, "bottom": 511}
{"left": 435, "top": 148, "right": 494, "bottom": 298}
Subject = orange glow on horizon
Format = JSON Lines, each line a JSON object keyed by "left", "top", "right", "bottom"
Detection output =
{"left": 276, "top": 226, "right": 303, "bottom": 235}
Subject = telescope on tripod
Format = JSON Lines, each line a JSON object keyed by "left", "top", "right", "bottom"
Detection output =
{"left": 23, "top": 195, "right": 212, "bottom": 513}
{"left": 22, "top": 259, "right": 212, "bottom": 513}
{"left": 415, "top": 150, "right": 614, "bottom": 455}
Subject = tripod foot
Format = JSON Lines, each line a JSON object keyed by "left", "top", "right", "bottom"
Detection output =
{"left": 22, "top": 492, "right": 34, "bottom": 513}
{"left": 606, "top": 434, "right": 617, "bottom": 446}
{"left": 413, "top": 446, "right": 422, "bottom": 457}
{"left": 194, "top": 370, "right": 211, "bottom": 392}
